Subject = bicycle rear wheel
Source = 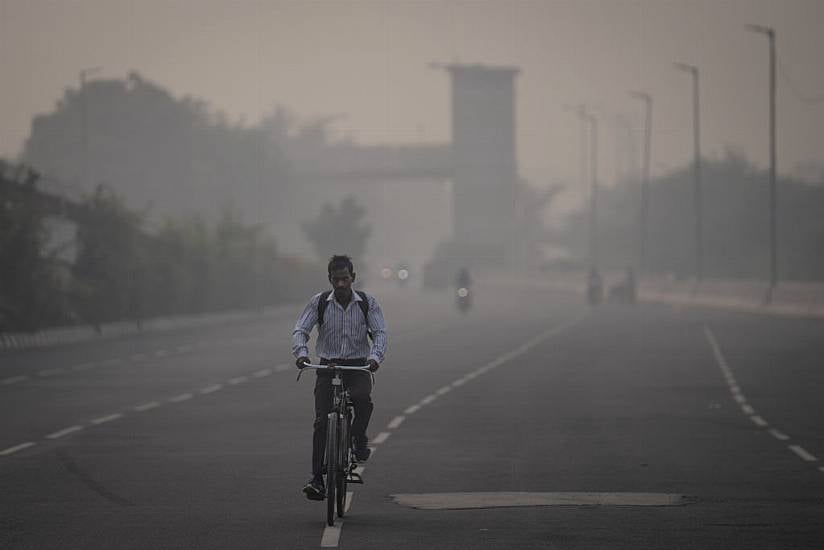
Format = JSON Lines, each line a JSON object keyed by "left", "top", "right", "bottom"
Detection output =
{"left": 325, "top": 412, "right": 338, "bottom": 526}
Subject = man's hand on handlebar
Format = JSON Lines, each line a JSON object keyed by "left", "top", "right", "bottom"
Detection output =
{"left": 296, "top": 356, "right": 309, "bottom": 369}
{"left": 367, "top": 359, "right": 380, "bottom": 372}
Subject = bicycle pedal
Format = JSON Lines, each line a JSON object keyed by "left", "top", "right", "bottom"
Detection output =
{"left": 347, "top": 472, "right": 364, "bottom": 484}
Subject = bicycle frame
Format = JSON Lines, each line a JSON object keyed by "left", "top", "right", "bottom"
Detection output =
{"left": 298, "top": 364, "right": 372, "bottom": 525}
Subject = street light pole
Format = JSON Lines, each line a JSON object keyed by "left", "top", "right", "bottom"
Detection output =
{"left": 746, "top": 24, "right": 777, "bottom": 304}
{"left": 630, "top": 91, "right": 652, "bottom": 276}
{"left": 674, "top": 62, "right": 703, "bottom": 287}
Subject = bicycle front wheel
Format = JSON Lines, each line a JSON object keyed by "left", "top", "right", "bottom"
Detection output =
{"left": 336, "top": 412, "right": 351, "bottom": 518}
{"left": 325, "top": 412, "right": 338, "bottom": 526}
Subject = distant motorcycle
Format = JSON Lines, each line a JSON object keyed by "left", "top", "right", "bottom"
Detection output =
{"left": 456, "top": 286, "right": 472, "bottom": 313}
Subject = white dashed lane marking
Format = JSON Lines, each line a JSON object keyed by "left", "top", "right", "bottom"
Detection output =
{"left": 38, "top": 368, "right": 65, "bottom": 377}
{"left": 0, "top": 442, "right": 36, "bottom": 456}
{"left": 46, "top": 425, "right": 83, "bottom": 439}
{"left": 133, "top": 401, "right": 161, "bottom": 412}
{"left": 372, "top": 432, "right": 391, "bottom": 445}
{"left": 200, "top": 384, "right": 223, "bottom": 394}
{"left": 229, "top": 376, "right": 249, "bottom": 385}
{"left": 403, "top": 404, "right": 421, "bottom": 415}
{"left": 387, "top": 416, "right": 405, "bottom": 429}
{"left": 169, "top": 393, "right": 193, "bottom": 403}
{"left": 705, "top": 325, "right": 821, "bottom": 472}
{"left": 2, "top": 375, "right": 28, "bottom": 385}
{"left": 90, "top": 413, "right": 123, "bottom": 425}
{"left": 789, "top": 445, "right": 818, "bottom": 462}
{"left": 769, "top": 428, "right": 790, "bottom": 441}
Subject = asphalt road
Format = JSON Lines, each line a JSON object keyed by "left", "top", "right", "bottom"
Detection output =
{"left": 1, "top": 278, "right": 823, "bottom": 549}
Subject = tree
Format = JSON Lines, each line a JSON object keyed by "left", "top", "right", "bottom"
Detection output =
{"left": 73, "top": 184, "right": 145, "bottom": 327}
{"left": 301, "top": 195, "right": 371, "bottom": 269}
{"left": 0, "top": 163, "right": 66, "bottom": 331}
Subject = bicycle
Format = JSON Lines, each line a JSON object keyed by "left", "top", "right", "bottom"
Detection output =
{"left": 297, "top": 363, "right": 373, "bottom": 526}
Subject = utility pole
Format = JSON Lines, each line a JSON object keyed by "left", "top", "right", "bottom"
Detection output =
{"left": 674, "top": 62, "right": 703, "bottom": 288}
{"left": 630, "top": 91, "right": 652, "bottom": 276}
{"left": 746, "top": 24, "right": 777, "bottom": 304}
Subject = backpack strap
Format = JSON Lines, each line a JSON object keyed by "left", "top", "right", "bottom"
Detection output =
{"left": 317, "top": 290, "right": 333, "bottom": 326}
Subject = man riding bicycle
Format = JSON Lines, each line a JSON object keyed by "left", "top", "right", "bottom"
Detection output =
{"left": 292, "top": 255, "right": 388, "bottom": 501}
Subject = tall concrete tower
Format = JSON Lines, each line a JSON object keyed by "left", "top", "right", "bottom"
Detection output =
{"left": 448, "top": 63, "right": 520, "bottom": 254}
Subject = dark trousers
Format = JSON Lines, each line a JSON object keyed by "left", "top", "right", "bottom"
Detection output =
{"left": 312, "top": 358, "right": 374, "bottom": 478}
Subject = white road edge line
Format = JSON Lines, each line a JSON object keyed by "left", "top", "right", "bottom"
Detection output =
{"left": 46, "top": 425, "right": 84, "bottom": 439}
{"left": 788, "top": 445, "right": 818, "bottom": 462}
{"left": 0, "top": 442, "right": 36, "bottom": 456}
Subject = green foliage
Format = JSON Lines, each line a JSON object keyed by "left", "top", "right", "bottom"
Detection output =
{"left": 301, "top": 195, "right": 371, "bottom": 269}
{"left": 559, "top": 152, "right": 824, "bottom": 280}
{"left": 72, "top": 184, "right": 145, "bottom": 326}
{"left": 0, "top": 163, "right": 67, "bottom": 330}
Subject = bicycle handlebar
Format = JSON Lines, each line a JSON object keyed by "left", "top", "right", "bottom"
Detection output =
{"left": 295, "top": 363, "right": 374, "bottom": 382}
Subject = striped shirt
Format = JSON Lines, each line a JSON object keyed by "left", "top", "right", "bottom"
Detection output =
{"left": 292, "top": 290, "right": 388, "bottom": 364}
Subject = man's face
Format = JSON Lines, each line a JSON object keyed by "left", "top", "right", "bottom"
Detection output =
{"left": 329, "top": 267, "right": 355, "bottom": 299}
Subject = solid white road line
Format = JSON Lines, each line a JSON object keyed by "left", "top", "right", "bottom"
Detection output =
{"left": 200, "top": 384, "right": 223, "bottom": 394}
{"left": 2, "top": 375, "right": 28, "bottom": 385}
{"left": 768, "top": 428, "right": 790, "bottom": 441}
{"left": 169, "top": 393, "right": 193, "bottom": 403}
{"left": 134, "top": 401, "right": 161, "bottom": 412}
{"left": 387, "top": 416, "right": 405, "bottom": 429}
{"left": 90, "top": 413, "right": 122, "bottom": 425}
{"left": 46, "top": 425, "right": 84, "bottom": 439}
{"left": 372, "top": 432, "right": 391, "bottom": 445}
{"left": 0, "top": 442, "right": 36, "bottom": 456}
{"left": 788, "top": 445, "right": 818, "bottom": 462}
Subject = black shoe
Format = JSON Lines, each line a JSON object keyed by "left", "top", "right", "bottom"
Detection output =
{"left": 353, "top": 440, "right": 371, "bottom": 462}
{"left": 302, "top": 477, "right": 325, "bottom": 501}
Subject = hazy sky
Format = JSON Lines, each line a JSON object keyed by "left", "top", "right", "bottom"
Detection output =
{"left": 2, "top": 0, "right": 823, "bottom": 202}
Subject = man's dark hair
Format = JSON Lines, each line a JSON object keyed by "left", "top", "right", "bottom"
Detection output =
{"left": 328, "top": 255, "right": 354, "bottom": 276}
